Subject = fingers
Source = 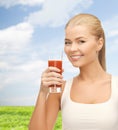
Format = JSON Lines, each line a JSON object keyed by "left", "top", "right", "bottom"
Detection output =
{"left": 41, "top": 67, "right": 63, "bottom": 89}
{"left": 46, "top": 66, "right": 61, "bottom": 73}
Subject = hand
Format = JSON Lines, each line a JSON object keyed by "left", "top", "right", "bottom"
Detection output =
{"left": 40, "top": 67, "right": 63, "bottom": 94}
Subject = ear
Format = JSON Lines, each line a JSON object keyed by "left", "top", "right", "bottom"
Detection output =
{"left": 96, "top": 38, "right": 104, "bottom": 51}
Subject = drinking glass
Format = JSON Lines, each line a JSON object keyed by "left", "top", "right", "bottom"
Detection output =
{"left": 48, "top": 53, "right": 63, "bottom": 93}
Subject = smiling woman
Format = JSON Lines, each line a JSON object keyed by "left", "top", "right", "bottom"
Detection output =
{"left": 29, "top": 13, "right": 118, "bottom": 130}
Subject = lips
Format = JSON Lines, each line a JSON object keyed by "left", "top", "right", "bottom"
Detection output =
{"left": 70, "top": 55, "right": 83, "bottom": 61}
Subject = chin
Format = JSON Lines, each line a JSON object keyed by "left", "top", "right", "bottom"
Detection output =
{"left": 72, "top": 63, "right": 81, "bottom": 68}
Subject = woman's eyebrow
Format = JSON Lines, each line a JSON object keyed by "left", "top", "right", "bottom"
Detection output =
{"left": 65, "top": 38, "right": 71, "bottom": 41}
{"left": 75, "top": 36, "right": 86, "bottom": 40}
{"left": 65, "top": 36, "right": 87, "bottom": 41}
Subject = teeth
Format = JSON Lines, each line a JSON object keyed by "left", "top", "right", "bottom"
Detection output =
{"left": 71, "top": 56, "right": 81, "bottom": 59}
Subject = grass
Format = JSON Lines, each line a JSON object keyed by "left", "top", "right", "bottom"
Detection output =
{"left": 0, "top": 106, "right": 62, "bottom": 130}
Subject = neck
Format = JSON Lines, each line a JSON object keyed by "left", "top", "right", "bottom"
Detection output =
{"left": 78, "top": 61, "right": 108, "bottom": 82}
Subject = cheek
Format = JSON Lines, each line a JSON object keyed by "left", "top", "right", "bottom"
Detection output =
{"left": 84, "top": 45, "right": 97, "bottom": 60}
{"left": 84, "top": 42, "right": 97, "bottom": 53}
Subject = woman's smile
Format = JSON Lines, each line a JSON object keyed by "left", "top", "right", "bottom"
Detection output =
{"left": 70, "top": 54, "right": 83, "bottom": 61}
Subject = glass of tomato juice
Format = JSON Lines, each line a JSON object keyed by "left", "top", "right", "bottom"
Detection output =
{"left": 48, "top": 59, "right": 62, "bottom": 93}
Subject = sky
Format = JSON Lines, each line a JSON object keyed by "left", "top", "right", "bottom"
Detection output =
{"left": 0, "top": 0, "right": 118, "bottom": 106}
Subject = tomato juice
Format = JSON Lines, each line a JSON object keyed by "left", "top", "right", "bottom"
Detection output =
{"left": 48, "top": 60, "right": 62, "bottom": 74}
{"left": 48, "top": 60, "right": 62, "bottom": 88}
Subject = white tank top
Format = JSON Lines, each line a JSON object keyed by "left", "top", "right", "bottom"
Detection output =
{"left": 61, "top": 76, "right": 118, "bottom": 130}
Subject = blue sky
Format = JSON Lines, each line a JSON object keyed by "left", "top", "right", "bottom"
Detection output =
{"left": 0, "top": 0, "right": 118, "bottom": 106}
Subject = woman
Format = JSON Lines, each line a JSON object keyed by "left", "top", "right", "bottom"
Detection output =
{"left": 29, "top": 13, "right": 118, "bottom": 130}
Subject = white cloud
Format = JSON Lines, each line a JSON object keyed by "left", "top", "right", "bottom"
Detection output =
{"left": 0, "top": 59, "right": 46, "bottom": 89}
{"left": 0, "top": 22, "right": 33, "bottom": 54}
{"left": 0, "top": 20, "right": 43, "bottom": 90}
{"left": 15, "top": 60, "right": 46, "bottom": 72}
{"left": 0, "top": 61, "right": 9, "bottom": 69}
{"left": 0, "top": 0, "right": 44, "bottom": 8}
{"left": 27, "top": 0, "right": 93, "bottom": 27}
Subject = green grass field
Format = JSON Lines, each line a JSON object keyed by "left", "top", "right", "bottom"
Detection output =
{"left": 0, "top": 106, "right": 62, "bottom": 130}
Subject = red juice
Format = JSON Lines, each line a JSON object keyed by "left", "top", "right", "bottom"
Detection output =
{"left": 48, "top": 60, "right": 62, "bottom": 88}
{"left": 48, "top": 60, "right": 62, "bottom": 74}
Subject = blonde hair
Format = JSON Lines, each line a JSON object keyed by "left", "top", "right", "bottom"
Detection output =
{"left": 65, "top": 13, "right": 106, "bottom": 71}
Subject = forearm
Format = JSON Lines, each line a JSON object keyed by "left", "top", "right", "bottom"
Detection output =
{"left": 29, "top": 91, "right": 48, "bottom": 130}
{"left": 29, "top": 66, "right": 62, "bottom": 130}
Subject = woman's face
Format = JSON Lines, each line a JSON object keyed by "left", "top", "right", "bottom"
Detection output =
{"left": 64, "top": 25, "right": 102, "bottom": 68}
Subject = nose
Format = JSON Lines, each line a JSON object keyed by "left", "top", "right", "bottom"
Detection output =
{"left": 70, "top": 43, "right": 79, "bottom": 51}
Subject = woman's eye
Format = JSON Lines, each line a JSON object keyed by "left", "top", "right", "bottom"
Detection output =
{"left": 78, "top": 40, "right": 85, "bottom": 44}
{"left": 65, "top": 41, "right": 71, "bottom": 45}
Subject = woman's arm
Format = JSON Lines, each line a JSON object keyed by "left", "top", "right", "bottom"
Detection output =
{"left": 29, "top": 92, "right": 61, "bottom": 130}
{"left": 29, "top": 67, "right": 63, "bottom": 130}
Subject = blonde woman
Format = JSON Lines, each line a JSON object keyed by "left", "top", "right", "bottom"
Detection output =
{"left": 29, "top": 13, "right": 118, "bottom": 130}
